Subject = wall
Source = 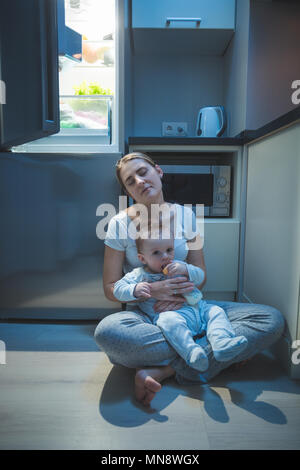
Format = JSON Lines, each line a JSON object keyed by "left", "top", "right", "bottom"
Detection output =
{"left": 132, "top": 54, "right": 225, "bottom": 137}
{"left": 246, "top": 0, "right": 300, "bottom": 130}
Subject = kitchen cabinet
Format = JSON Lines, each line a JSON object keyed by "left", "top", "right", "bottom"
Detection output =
{"left": 131, "top": 0, "right": 236, "bottom": 55}
{"left": 132, "top": 0, "right": 235, "bottom": 29}
{"left": 242, "top": 122, "right": 300, "bottom": 378}
{"left": 204, "top": 220, "right": 240, "bottom": 299}
{"left": 0, "top": 152, "right": 123, "bottom": 320}
{"left": 0, "top": 0, "right": 60, "bottom": 150}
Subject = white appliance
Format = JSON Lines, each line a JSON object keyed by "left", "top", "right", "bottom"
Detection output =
{"left": 196, "top": 106, "right": 227, "bottom": 137}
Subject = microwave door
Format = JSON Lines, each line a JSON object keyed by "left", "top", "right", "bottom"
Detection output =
{"left": 0, "top": 0, "right": 60, "bottom": 150}
{"left": 160, "top": 165, "right": 212, "bottom": 216}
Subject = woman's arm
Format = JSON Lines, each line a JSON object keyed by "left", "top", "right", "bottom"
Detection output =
{"left": 103, "top": 245, "right": 126, "bottom": 302}
{"left": 186, "top": 234, "right": 207, "bottom": 290}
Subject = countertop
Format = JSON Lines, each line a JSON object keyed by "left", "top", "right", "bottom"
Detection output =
{"left": 128, "top": 106, "right": 300, "bottom": 147}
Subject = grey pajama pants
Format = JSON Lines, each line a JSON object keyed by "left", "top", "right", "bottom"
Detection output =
{"left": 94, "top": 300, "right": 285, "bottom": 384}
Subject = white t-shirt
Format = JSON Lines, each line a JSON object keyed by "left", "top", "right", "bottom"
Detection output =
{"left": 104, "top": 204, "right": 200, "bottom": 274}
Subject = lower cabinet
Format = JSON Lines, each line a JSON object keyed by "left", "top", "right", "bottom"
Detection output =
{"left": 203, "top": 220, "right": 240, "bottom": 300}
{"left": 243, "top": 122, "right": 300, "bottom": 378}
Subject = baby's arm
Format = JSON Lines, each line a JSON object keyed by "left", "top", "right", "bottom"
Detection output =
{"left": 164, "top": 261, "right": 204, "bottom": 305}
{"left": 113, "top": 271, "right": 151, "bottom": 302}
{"left": 134, "top": 282, "right": 151, "bottom": 299}
{"left": 164, "top": 261, "right": 205, "bottom": 286}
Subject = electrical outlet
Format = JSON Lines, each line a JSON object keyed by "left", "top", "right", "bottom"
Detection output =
{"left": 162, "top": 122, "right": 187, "bottom": 136}
{"left": 175, "top": 122, "right": 188, "bottom": 136}
{"left": 162, "top": 122, "right": 175, "bottom": 136}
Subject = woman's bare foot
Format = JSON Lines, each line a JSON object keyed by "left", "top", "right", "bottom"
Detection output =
{"left": 134, "top": 365, "right": 175, "bottom": 407}
{"left": 234, "top": 358, "right": 251, "bottom": 370}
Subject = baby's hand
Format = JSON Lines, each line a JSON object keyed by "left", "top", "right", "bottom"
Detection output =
{"left": 134, "top": 282, "right": 151, "bottom": 299}
{"left": 163, "top": 262, "right": 188, "bottom": 277}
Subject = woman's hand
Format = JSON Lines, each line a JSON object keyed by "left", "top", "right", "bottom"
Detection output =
{"left": 150, "top": 277, "right": 194, "bottom": 301}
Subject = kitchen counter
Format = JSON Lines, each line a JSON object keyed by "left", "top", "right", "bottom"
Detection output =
{"left": 128, "top": 137, "right": 243, "bottom": 146}
{"left": 128, "top": 106, "right": 300, "bottom": 148}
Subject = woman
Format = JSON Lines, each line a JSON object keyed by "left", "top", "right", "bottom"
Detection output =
{"left": 94, "top": 152, "right": 284, "bottom": 406}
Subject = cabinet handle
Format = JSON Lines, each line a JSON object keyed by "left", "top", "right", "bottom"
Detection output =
{"left": 166, "top": 17, "right": 202, "bottom": 27}
{"left": 39, "top": 0, "right": 59, "bottom": 133}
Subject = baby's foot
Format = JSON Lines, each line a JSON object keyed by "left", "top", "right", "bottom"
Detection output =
{"left": 212, "top": 335, "right": 248, "bottom": 362}
{"left": 187, "top": 346, "right": 209, "bottom": 372}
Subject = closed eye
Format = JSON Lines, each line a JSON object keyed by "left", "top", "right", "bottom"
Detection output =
{"left": 125, "top": 167, "right": 147, "bottom": 186}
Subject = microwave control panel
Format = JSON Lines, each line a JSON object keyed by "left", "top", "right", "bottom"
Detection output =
{"left": 211, "top": 166, "right": 231, "bottom": 216}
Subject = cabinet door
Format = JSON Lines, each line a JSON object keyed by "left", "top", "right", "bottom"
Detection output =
{"left": 243, "top": 123, "right": 300, "bottom": 343}
{"left": 203, "top": 220, "right": 240, "bottom": 293}
{"left": 132, "top": 0, "right": 236, "bottom": 29}
{"left": 0, "top": 0, "right": 59, "bottom": 150}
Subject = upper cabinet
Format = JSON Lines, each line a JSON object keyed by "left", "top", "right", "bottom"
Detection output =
{"left": 131, "top": 0, "right": 236, "bottom": 55}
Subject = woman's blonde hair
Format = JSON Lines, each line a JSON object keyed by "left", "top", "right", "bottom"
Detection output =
{"left": 115, "top": 152, "right": 157, "bottom": 193}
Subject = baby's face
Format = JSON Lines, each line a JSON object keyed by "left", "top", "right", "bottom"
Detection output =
{"left": 138, "top": 238, "right": 174, "bottom": 273}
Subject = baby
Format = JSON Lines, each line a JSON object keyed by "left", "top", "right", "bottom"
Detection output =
{"left": 113, "top": 234, "right": 248, "bottom": 372}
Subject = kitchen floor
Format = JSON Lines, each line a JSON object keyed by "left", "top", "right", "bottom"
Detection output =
{"left": 1, "top": 321, "right": 300, "bottom": 450}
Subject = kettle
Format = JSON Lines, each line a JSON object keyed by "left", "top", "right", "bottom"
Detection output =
{"left": 196, "top": 106, "right": 227, "bottom": 137}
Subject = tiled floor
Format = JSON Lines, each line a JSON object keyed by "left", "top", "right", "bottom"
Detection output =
{"left": 0, "top": 321, "right": 300, "bottom": 450}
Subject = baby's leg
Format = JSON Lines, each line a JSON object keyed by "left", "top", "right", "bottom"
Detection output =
{"left": 156, "top": 311, "right": 208, "bottom": 372}
{"left": 205, "top": 305, "right": 248, "bottom": 362}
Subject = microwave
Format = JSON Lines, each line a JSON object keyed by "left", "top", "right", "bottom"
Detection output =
{"left": 160, "top": 165, "right": 232, "bottom": 217}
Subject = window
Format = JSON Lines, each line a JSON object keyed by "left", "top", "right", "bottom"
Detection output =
{"left": 14, "top": 0, "right": 122, "bottom": 153}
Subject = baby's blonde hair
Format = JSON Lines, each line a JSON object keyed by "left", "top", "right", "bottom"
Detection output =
{"left": 135, "top": 219, "right": 174, "bottom": 254}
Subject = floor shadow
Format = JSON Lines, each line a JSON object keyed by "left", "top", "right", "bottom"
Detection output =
{"left": 99, "top": 365, "right": 182, "bottom": 427}
{"left": 203, "top": 351, "right": 293, "bottom": 425}
{"left": 99, "top": 351, "right": 300, "bottom": 427}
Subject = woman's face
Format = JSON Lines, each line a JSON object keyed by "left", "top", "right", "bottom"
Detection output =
{"left": 119, "top": 158, "right": 164, "bottom": 205}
